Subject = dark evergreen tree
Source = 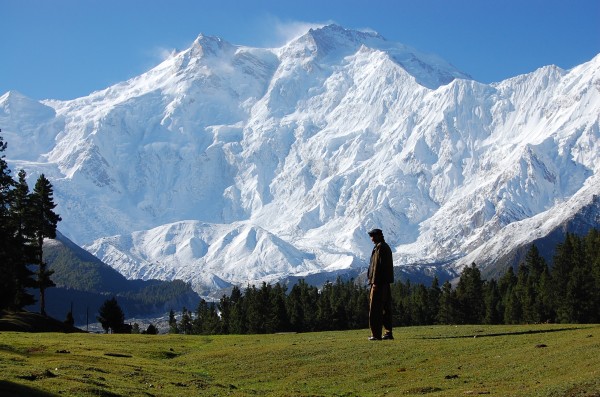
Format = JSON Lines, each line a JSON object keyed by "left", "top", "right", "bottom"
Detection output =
{"left": 455, "top": 263, "right": 485, "bottom": 324}
{"left": 228, "top": 286, "right": 247, "bottom": 334}
{"left": 537, "top": 266, "right": 555, "bottom": 323}
{"left": 330, "top": 278, "right": 354, "bottom": 330}
{"left": 194, "top": 299, "right": 220, "bottom": 334}
{"left": 270, "top": 283, "right": 290, "bottom": 332}
{"left": 168, "top": 309, "right": 179, "bottom": 334}
{"left": 317, "top": 282, "right": 334, "bottom": 331}
{"left": 131, "top": 323, "right": 141, "bottom": 334}
{"left": 97, "top": 297, "right": 126, "bottom": 333}
{"left": 347, "top": 282, "right": 369, "bottom": 329}
{"left": 391, "top": 279, "right": 411, "bottom": 326}
{"left": 179, "top": 307, "right": 193, "bottom": 334}
{"left": 514, "top": 262, "right": 531, "bottom": 321}
{"left": 301, "top": 281, "right": 319, "bottom": 332}
{"left": 217, "top": 295, "right": 232, "bottom": 334}
{"left": 0, "top": 133, "right": 17, "bottom": 311}
{"left": 552, "top": 233, "right": 576, "bottom": 322}
{"left": 410, "top": 283, "right": 429, "bottom": 325}
{"left": 483, "top": 279, "right": 502, "bottom": 324}
{"left": 244, "top": 284, "right": 267, "bottom": 334}
{"left": 145, "top": 323, "right": 159, "bottom": 334}
{"left": 287, "top": 281, "right": 306, "bottom": 332}
{"left": 503, "top": 288, "right": 522, "bottom": 324}
{"left": 428, "top": 277, "right": 442, "bottom": 324}
{"left": 562, "top": 234, "right": 595, "bottom": 323}
{"left": 522, "top": 245, "right": 550, "bottom": 323}
{"left": 437, "top": 280, "right": 458, "bottom": 324}
{"left": 8, "top": 170, "right": 37, "bottom": 309}
{"left": 498, "top": 266, "right": 519, "bottom": 323}
{"left": 29, "top": 174, "right": 61, "bottom": 315}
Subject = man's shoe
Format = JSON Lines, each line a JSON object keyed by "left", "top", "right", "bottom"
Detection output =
{"left": 382, "top": 333, "right": 394, "bottom": 340}
{"left": 368, "top": 336, "right": 382, "bottom": 341}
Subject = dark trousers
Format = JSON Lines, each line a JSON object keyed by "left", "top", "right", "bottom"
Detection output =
{"left": 369, "top": 283, "right": 392, "bottom": 338}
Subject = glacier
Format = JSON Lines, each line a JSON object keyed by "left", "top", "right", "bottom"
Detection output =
{"left": 1, "top": 24, "right": 599, "bottom": 296}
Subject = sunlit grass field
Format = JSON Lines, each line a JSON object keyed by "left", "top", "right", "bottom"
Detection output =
{"left": 0, "top": 324, "right": 599, "bottom": 396}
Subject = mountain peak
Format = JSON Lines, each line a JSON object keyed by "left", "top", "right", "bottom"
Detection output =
{"left": 189, "top": 33, "right": 234, "bottom": 57}
{"left": 0, "top": 90, "right": 55, "bottom": 119}
{"left": 0, "top": 90, "right": 29, "bottom": 105}
{"left": 279, "top": 24, "right": 469, "bottom": 88}
{"left": 283, "top": 24, "right": 385, "bottom": 60}
{"left": 307, "top": 24, "right": 385, "bottom": 44}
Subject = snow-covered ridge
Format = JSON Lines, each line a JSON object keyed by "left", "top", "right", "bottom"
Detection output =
{"left": 2, "top": 25, "right": 599, "bottom": 295}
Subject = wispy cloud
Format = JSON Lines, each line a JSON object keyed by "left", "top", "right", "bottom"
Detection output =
{"left": 259, "top": 16, "right": 335, "bottom": 47}
{"left": 153, "top": 46, "right": 178, "bottom": 62}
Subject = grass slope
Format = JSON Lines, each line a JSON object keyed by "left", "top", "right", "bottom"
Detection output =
{"left": 0, "top": 324, "right": 598, "bottom": 397}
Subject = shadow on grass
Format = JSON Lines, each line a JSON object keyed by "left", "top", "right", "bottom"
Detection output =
{"left": 0, "top": 380, "right": 57, "bottom": 397}
{"left": 419, "top": 327, "right": 584, "bottom": 339}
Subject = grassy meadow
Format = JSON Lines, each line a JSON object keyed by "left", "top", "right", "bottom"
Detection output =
{"left": 0, "top": 324, "right": 599, "bottom": 397}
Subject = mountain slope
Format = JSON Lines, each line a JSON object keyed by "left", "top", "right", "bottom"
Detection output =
{"left": 2, "top": 25, "right": 599, "bottom": 295}
{"left": 37, "top": 232, "right": 200, "bottom": 322}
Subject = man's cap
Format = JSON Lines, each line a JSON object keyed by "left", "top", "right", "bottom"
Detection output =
{"left": 368, "top": 228, "right": 383, "bottom": 236}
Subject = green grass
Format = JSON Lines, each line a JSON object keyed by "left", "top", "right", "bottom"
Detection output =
{"left": 0, "top": 324, "right": 599, "bottom": 396}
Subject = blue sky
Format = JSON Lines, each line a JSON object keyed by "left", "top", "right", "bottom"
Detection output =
{"left": 2, "top": 0, "right": 599, "bottom": 100}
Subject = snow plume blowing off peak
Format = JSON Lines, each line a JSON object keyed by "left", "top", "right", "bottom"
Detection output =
{"left": 2, "top": 25, "right": 599, "bottom": 296}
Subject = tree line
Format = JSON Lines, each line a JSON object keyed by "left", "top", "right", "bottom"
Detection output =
{"left": 162, "top": 229, "right": 599, "bottom": 335}
{"left": 0, "top": 133, "right": 61, "bottom": 315}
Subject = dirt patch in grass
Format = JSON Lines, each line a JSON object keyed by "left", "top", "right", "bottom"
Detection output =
{"left": 405, "top": 386, "right": 444, "bottom": 394}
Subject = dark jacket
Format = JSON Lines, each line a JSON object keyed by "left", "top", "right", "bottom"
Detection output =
{"left": 368, "top": 241, "right": 394, "bottom": 285}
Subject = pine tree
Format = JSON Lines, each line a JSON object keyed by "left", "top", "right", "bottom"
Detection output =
{"left": 437, "top": 280, "right": 458, "bottom": 324}
{"left": 270, "top": 283, "right": 290, "bottom": 332}
{"left": 97, "top": 297, "right": 125, "bottom": 333}
{"left": 552, "top": 233, "right": 576, "bottom": 322}
{"left": 523, "top": 244, "right": 550, "bottom": 323}
{"left": 168, "top": 309, "right": 179, "bottom": 334}
{"left": 392, "top": 280, "right": 411, "bottom": 326}
{"left": 194, "top": 299, "right": 220, "bottom": 334}
{"left": 330, "top": 278, "right": 352, "bottom": 330}
{"left": 498, "top": 266, "right": 519, "bottom": 324}
{"left": 410, "top": 283, "right": 430, "bottom": 325}
{"left": 428, "top": 277, "right": 442, "bottom": 324}
{"left": 29, "top": 174, "right": 61, "bottom": 315}
{"left": 8, "top": 170, "right": 37, "bottom": 309}
{"left": 131, "top": 323, "right": 141, "bottom": 334}
{"left": 244, "top": 284, "right": 266, "bottom": 334}
{"left": 287, "top": 281, "right": 306, "bottom": 332}
{"left": 317, "top": 282, "right": 334, "bottom": 331}
{"left": 217, "top": 295, "right": 231, "bottom": 334}
{"left": 455, "top": 263, "right": 485, "bottom": 324}
{"left": 483, "top": 279, "right": 502, "bottom": 324}
{"left": 179, "top": 307, "right": 193, "bottom": 334}
{"left": 515, "top": 262, "right": 532, "bottom": 322}
{"left": 0, "top": 133, "right": 17, "bottom": 311}
{"left": 537, "top": 266, "right": 554, "bottom": 322}
{"left": 228, "top": 286, "right": 247, "bottom": 334}
{"left": 562, "top": 234, "right": 594, "bottom": 323}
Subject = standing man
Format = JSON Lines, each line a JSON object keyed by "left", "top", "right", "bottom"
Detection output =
{"left": 367, "top": 228, "right": 394, "bottom": 340}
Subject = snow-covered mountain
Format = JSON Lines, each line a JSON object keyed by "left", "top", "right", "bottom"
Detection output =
{"left": 2, "top": 25, "right": 599, "bottom": 296}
